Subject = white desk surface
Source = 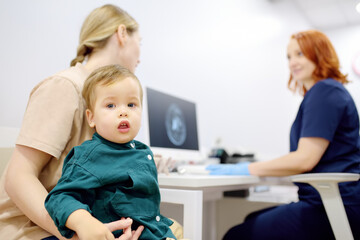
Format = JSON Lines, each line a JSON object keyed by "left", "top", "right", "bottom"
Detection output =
{"left": 158, "top": 173, "right": 261, "bottom": 188}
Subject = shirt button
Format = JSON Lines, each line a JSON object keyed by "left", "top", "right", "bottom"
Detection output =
{"left": 156, "top": 216, "right": 160, "bottom": 222}
{"left": 130, "top": 143, "right": 135, "bottom": 148}
{"left": 147, "top": 155, "right": 152, "bottom": 160}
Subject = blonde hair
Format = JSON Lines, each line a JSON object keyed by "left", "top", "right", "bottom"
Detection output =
{"left": 71, "top": 4, "right": 138, "bottom": 66}
{"left": 82, "top": 64, "right": 143, "bottom": 111}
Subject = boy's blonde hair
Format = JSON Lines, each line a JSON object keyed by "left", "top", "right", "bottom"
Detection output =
{"left": 82, "top": 64, "right": 143, "bottom": 111}
{"left": 71, "top": 4, "right": 138, "bottom": 66}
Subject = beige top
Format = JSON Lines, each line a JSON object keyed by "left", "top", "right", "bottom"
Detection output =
{"left": 0, "top": 63, "right": 94, "bottom": 240}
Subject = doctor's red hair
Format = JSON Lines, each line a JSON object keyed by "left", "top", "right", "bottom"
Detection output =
{"left": 288, "top": 30, "right": 348, "bottom": 95}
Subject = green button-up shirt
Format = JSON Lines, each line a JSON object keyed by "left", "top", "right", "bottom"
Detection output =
{"left": 45, "top": 133, "right": 175, "bottom": 239}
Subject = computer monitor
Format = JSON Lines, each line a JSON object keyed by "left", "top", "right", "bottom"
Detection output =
{"left": 138, "top": 87, "right": 204, "bottom": 162}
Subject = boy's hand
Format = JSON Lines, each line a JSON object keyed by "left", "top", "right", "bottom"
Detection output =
{"left": 67, "top": 209, "right": 114, "bottom": 240}
{"left": 107, "top": 217, "right": 144, "bottom": 240}
{"left": 66, "top": 210, "right": 143, "bottom": 240}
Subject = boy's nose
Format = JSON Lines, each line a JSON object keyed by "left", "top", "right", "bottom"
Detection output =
{"left": 119, "top": 107, "right": 128, "bottom": 117}
{"left": 119, "top": 112, "right": 128, "bottom": 117}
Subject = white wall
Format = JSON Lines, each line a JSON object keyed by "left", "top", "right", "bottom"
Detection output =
{"left": 1, "top": 0, "right": 359, "bottom": 158}
{"left": 325, "top": 25, "right": 360, "bottom": 108}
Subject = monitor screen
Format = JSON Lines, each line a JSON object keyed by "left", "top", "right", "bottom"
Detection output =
{"left": 147, "top": 87, "right": 199, "bottom": 150}
{"left": 138, "top": 87, "right": 203, "bottom": 161}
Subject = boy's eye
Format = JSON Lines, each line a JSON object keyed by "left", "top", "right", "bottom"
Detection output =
{"left": 106, "top": 103, "right": 115, "bottom": 108}
{"left": 128, "top": 103, "right": 135, "bottom": 108}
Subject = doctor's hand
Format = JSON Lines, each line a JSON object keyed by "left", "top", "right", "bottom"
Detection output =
{"left": 206, "top": 162, "right": 251, "bottom": 175}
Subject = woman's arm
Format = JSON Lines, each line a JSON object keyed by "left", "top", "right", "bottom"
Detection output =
{"left": 5, "top": 145, "right": 144, "bottom": 240}
{"left": 4, "top": 145, "right": 67, "bottom": 239}
{"left": 249, "top": 137, "right": 329, "bottom": 177}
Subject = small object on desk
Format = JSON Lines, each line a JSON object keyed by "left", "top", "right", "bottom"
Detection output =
{"left": 177, "top": 167, "right": 187, "bottom": 175}
{"left": 209, "top": 148, "right": 256, "bottom": 164}
{"left": 223, "top": 189, "right": 250, "bottom": 198}
{"left": 176, "top": 165, "right": 210, "bottom": 175}
{"left": 209, "top": 148, "right": 229, "bottom": 163}
{"left": 226, "top": 153, "right": 256, "bottom": 164}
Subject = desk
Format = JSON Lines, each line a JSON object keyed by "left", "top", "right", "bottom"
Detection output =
{"left": 158, "top": 173, "right": 261, "bottom": 240}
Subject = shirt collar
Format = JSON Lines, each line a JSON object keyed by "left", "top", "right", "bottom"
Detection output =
{"left": 92, "top": 132, "right": 136, "bottom": 150}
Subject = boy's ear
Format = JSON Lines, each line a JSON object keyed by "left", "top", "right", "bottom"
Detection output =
{"left": 116, "top": 24, "right": 128, "bottom": 46}
{"left": 85, "top": 109, "right": 96, "bottom": 128}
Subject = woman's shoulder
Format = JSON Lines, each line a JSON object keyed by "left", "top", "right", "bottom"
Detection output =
{"left": 54, "top": 63, "right": 89, "bottom": 89}
{"left": 305, "top": 78, "right": 354, "bottom": 110}
{"left": 31, "top": 63, "right": 89, "bottom": 96}
{"left": 312, "top": 78, "right": 346, "bottom": 92}
{"left": 308, "top": 78, "right": 350, "bottom": 99}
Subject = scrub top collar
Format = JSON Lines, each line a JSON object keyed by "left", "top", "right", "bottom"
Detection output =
{"left": 306, "top": 78, "right": 333, "bottom": 95}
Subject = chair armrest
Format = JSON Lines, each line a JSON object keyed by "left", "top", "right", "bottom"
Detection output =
{"left": 291, "top": 173, "right": 359, "bottom": 184}
{"left": 290, "top": 173, "right": 359, "bottom": 240}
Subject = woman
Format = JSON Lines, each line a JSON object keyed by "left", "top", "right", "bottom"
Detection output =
{"left": 0, "top": 4, "right": 143, "bottom": 240}
{"left": 207, "top": 30, "right": 360, "bottom": 239}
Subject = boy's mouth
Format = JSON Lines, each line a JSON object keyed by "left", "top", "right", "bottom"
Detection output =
{"left": 118, "top": 121, "right": 130, "bottom": 133}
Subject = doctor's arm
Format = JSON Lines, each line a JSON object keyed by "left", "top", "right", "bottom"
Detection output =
{"left": 249, "top": 137, "right": 329, "bottom": 177}
{"left": 206, "top": 137, "right": 329, "bottom": 176}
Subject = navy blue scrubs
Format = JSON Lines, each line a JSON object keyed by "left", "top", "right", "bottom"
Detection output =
{"left": 224, "top": 79, "right": 360, "bottom": 240}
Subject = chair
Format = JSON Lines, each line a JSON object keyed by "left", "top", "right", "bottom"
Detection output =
{"left": 0, "top": 126, "right": 18, "bottom": 177}
{"left": 0, "top": 147, "right": 14, "bottom": 177}
{"left": 291, "top": 173, "right": 360, "bottom": 240}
